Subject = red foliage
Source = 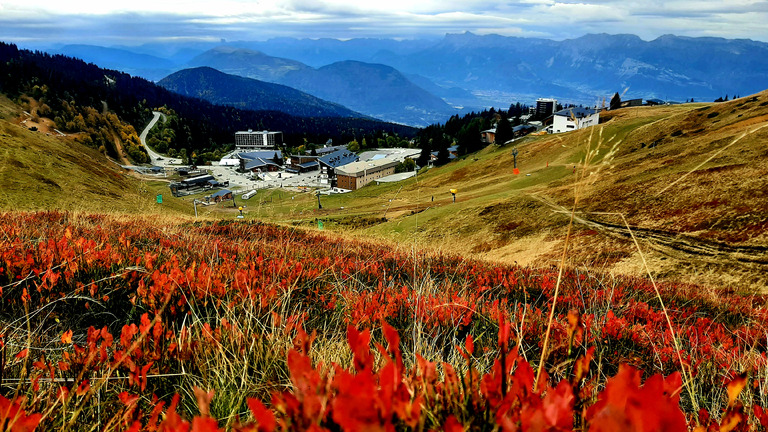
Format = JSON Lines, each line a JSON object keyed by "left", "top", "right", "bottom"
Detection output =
{"left": 0, "top": 395, "right": 42, "bottom": 432}
{"left": 1, "top": 213, "right": 767, "bottom": 430}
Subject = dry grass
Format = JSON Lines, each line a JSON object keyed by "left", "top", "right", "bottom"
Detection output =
{"left": 253, "top": 92, "right": 768, "bottom": 293}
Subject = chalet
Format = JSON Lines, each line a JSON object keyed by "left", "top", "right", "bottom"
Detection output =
{"left": 210, "top": 189, "right": 233, "bottom": 203}
{"left": 551, "top": 107, "right": 599, "bottom": 133}
{"left": 335, "top": 159, "right": 399, "bottom": 191}
{"left": 317, "top": 149, "right": 358, "bottom": 186}
{"left": 481, "top": 128, "right": 496, "bottom": 144}
{"left": 430, "top": 148, "right": 457, "bottom": 164}
{"left": 286, "top": 155, "right": 319, "bottom": 173}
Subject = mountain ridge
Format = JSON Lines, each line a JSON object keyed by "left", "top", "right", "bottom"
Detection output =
{"left": 22, "top": 33, "right": 768, "bottom": 123}
{"left": 158, "top": 66, "right": 367, "bottom": 119}
{"left": 186, "top": 48, "right": 458, "bottom": 126}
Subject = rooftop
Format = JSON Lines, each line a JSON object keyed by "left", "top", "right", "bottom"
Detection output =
{"left": 336, "top": 159, "right": 399, "bottom": 176}
{"left": 238, "top": 150, "right": 282, "bottom": 160}
{"left": 236, "top": 130, "right": 281, "bottom": 134}
{"left": 554, "top": 107, "right": 599, "bottom": 118}
{"left": 210, "top": 189, "right": 232, "bottom": 198}
{"left": 318, "top": 149, "right": 358, "bottom": 168}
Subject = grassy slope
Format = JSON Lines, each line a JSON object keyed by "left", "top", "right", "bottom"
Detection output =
{"left": 3, "top": 87, "right": 766, "bottom": 291}
{"left": 0, "top": 95, "right": 192, "bottom": 216}
{"left": 251, "top": 92, "right": 768, "bottom": 292}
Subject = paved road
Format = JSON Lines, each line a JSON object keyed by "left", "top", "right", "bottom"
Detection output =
{"left": 139, "top": 111, "right": 181, "bottom": 166}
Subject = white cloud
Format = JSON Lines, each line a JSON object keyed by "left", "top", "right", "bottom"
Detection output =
{"left": 0, "top": 0, "right": 766, "bottom": 43}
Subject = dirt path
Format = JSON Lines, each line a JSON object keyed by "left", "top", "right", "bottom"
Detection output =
{"left": 112, "top": 134, "right": 131, "bottom": 166}
{"left": 532, "top": 195, "right": 768, "bottom": 265}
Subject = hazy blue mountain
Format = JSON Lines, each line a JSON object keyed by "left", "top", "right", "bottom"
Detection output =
{"left": 53, "top": 44, "right": 178, "bottom": 81}
{"left": 46, "top": 33, "right": 768, "bottom": 119}
{"left": 231, "top": 37, "right": 438, "bottom": 68}
{"left": 190, "top": 47, "right": 458, "bottom": 126}
{"left": 158, "top": 67, "right": 365, "bottom": 118}
{"left": 384, "top": 32, "right": 768, "bottom": 103}
{"left": 278, "top": 61, "right": 456, "bottom": 126}
{"left": 188, "top": 46, "right": 310, "bottom": 82}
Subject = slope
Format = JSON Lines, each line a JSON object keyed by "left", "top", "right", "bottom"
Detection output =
{"left": 252, "top": 92, "right": 768, "bottom": 292}
{"left": 158, "top": 67, "right": 366, "bottom": 118}
{"left": 0, "top": 95, "right": 190, "bottom": 215}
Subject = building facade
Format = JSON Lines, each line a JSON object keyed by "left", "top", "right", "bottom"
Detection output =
{"left": 335, "top": 159, "right": 399, "bottom": 190}
{"left": 551, "top": 107, "right": 600, "bottom": 133}
{"left": 235, "top": 130, "right": 283, "bottom": 150}
{"left": 536, "top": 98, "right": 558, "bottom": 118}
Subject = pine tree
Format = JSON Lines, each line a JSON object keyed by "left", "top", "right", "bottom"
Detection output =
{"left": 610, "top": 92, "right": 622, "bottom": 110}
{"left": 494, "top": 116, "right": 514, "bottom": 145}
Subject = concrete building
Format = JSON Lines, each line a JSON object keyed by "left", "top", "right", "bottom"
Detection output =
{"left": 235, "top": 130, "right": 283, "bottom": 150}
{"left": 335, "top": 159, "right": 399, "bottom": 190}
{"left": 551, "top": 107, "right": 600, "bottom": 133}
{"left": 536, "top": 98, "right": 558, "bottom": 118}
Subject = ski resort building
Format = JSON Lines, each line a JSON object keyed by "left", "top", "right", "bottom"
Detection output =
{"left": 335, "top": 159, "right": 399, "bottom": 191}
{"left": 551, "top": 107, "right": 599, "bottom": 133}
{"left": 235, "top": 130, "right": 283, "bottom": 150}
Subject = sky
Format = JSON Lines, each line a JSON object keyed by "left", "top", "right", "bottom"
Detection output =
{"left": 1, "top": 0, "right": 768, "bottom": 46}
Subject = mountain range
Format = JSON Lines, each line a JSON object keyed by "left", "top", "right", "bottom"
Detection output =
{"left": 47, "top": 33, "right": 768, "bottom": 125}
{"left": 158, "top": 67, "right": 365, "bottom": 119}
{"left": 185, "top": 47, "right": 457, "bottom": 126}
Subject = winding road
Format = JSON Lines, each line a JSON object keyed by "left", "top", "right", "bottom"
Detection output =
{"left": 139, "top": 111, "right": 180, "bottom": 166}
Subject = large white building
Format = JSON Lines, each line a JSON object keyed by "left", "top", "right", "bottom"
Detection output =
{"left": 551, "top": 107, "right": 600, "bottom": 133}
{"left": 235, "top": 130, "right": 283, "bottom": 150}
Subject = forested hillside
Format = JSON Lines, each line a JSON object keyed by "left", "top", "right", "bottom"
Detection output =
{"left": 158, "top": 67, "right": 365, "bottom": 119}
{"left": 0, "top": 43, "right": 416, "bottom": 164}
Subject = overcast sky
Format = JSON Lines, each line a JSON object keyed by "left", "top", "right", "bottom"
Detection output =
{"left": 2, "top": 0, "right": 768, "bottom": 46}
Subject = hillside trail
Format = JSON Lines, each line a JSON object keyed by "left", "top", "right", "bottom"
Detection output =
{"left": 531, "top": 194, "right": 768, "bottom": 266}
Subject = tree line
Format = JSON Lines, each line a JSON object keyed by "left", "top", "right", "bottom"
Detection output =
{"left": 414, "top": 103, "right": 531, "bottom": 167}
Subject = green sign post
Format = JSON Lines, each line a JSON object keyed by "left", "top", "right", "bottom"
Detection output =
{"left": 156, "top": 194, "right": 163, "bottom": 204}
{"left": 318, "top": 220, "right": 324, "bottom": 230}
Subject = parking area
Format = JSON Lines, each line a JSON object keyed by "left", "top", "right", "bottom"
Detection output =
{"left": 203, "top": 165, "right": 326, "bottom": 191}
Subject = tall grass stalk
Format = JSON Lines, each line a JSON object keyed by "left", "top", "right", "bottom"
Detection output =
{"left": 535, "top": 124, "right": 620, "bottom": 387}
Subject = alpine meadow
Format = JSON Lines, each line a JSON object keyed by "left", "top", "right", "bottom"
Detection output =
{"left": 1, "top": 3, "right": 768, "bottom": 430}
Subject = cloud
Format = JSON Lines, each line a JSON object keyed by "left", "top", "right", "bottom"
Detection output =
{"left": 0, "top": 0, "right": 767, "bottom": 45}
